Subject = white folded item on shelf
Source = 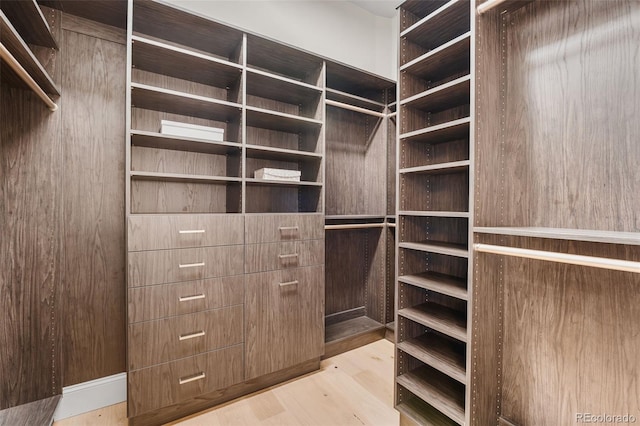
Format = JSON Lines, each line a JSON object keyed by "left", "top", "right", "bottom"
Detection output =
{"left": 254, "top": 168, "right": 301, "bottom": 182}
{"left": 160, "top": 120, "right": 224, "bottom": 141}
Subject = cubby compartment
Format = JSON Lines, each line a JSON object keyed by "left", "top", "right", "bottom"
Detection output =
{"left": 131, "top": 180, "right": 241, "bottom": 214}
{"left": 245, "top": 185, "right": 322, "bottom": 214}
{"left": 245, "top": 154, "right": 321, "bottom": 184}
{"left": 399, "top": 171, "right": 469, "bottom": 213}
{"left": 399, "top": 216, "right": 468, "bottom": 250}
{"left": 400, "top": 136, "right": 469, "bottom": 169}
{"left": 400, "top": 103, "right": 469, "bottom": 135}
{"left": 399, "top": 0, "right": 450, "bottom": 33}
{"left": 131, "top": 146, "right": 241, "bottom": 178}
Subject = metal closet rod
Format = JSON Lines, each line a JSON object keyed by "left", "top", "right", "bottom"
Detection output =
{"left": 477, "top": 0, "right": 510, "bottom": 15}
{"left": 474, "top": 243, "right": 640, "bottom": 274}
{"left": 0, "top": 43, "right": 58, "bottom": 111}
{"left": 325, "top": 99, "right": 387, "bottom": 118}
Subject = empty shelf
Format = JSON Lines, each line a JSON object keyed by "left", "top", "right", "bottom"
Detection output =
{"left": 399, "top": 241, "right": 468, "bottom": 258}
{"left": 474, "top": 227, "right": 640, "bottom": 246}
{"left": 246, "top": 178, "right": 322, "bottom": 188}
{"left": 398, "top": 333, "right": 466, "bottom": 384}
{"left": 130, "top": 171, "right": 241, "bottom": 184}
{"left": 401, "top": 75, "right": 471, "bottom": 112}
{"left": 325, "top": 316, "right": 385, "bottom": 344}
{"left": 245, "top": 144, "right": 322, "bottom": 162}
{"left": 401, "top": 32, "right": 471, "bottom": 81}
{"left": 396, "top": 397, "right": 459, "bottom": 426}
{"left": 398, "top": 302, "right": 467, "bottom": 342}
{"left": 400, "top": 211, "right": 470, "bottom": 218}
{"left": 401, "top": 0, "right": 470, "bottom": 50}
{"left": 398, "top": 272, "right": 467, "bottom": 300}
{"left": 247, "top": 67, "right": 322, "bottom": 106}
{"left": 246, "top": 106, "right": 323, "bottom": 134}
{"left": 130, "top": 130, "right": 241, "bottom": 155}
{"left": 400, "top": 117, "right": 470, "bottom": 144}
{"left": 400, "top": 160, "right": 469, "bottom": 175}
{"left": 1, "top": 0, "right": 57, "bottom": 48}
{"left": 325, "top": 88, "right": 386, "bottom": 112}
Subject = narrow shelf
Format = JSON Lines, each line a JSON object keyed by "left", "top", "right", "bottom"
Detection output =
{"left": 246, "top": 106, "right": 323, "bottom": 133}
{"left": 130, "top": 130, "right": 241, "bottom": 155}
{"left": 401, "top": 0, "right": 449, "bottom": 20}
{"left": 245, "top": 178, "right": 322, "bottom": 188}
{"left": 130, "top": 171, "right": 241, "bottom": 184}
{"left": 130, "top": 83, "right": 242, "bottom": 122}
{"left": 399, "top": 241, "right": 469, "bottom": 258}
{"left": 247, "top": 67, "right": 322, "bottom": 106}
{"left": 401, "top": 75, "right": 471, "bottom": 112}
{"left": 398, "top": 333, "right": 466, "bottom": 384}
{"left": 1, "top": 0, "right": 57, "bottom": 48}
{"left": 400, "top": 117, "right": 470, "bottom": 144}
{"left": 396, "top": 366, "right": 465, "bottom": 425}
{"left": 245, "top": 144, "right": 322, "bottom": 162}
{"left": 325, "top": 316, "right": 385, "bottom": 344}
{"left": 131, "top": 35, "right": 242, "bottom": 88}
{"left": 400, "top": 211, "right": 470, "bottom": 218}
{"left": 477, "top": 0, "right": 535, "bottom": 15}
{"left": 400, "top": 32, "right": 471, "bottom": 81}
{"left": 326, "top": 215, "right": 386, "bottom": 221}
{"left": 398, "top": 302, "right": 467, "bottom": 343}
{"left": 325, "top": 87, "right": 386, "bottom": 112}
{"left": 474, "top": 227, "right": 640, "bottom": 246}
{"left": 401, "top": 0, "right": 470, "bottom": 49}
{"left": 399, "top": 160, "right": 470, "bottom": 175}
{"left": 398, "top": 272, "right": 467, "bottom": 301}
{"left": 396, "top": 397, "right": 459, "bottom": 426}
{"left": 1, "top": 11, "right": 59, "bottom": 96}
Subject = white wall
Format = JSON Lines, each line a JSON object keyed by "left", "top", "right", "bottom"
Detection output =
{"left": 165, "top": 0, "right": 398, "bottom": 80}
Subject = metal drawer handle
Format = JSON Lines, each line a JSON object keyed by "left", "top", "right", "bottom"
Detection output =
{"left": 279, "top": 226, "right": 299, "bottom": 231}
{"left": 179, "top": 293, "right": 206, "bottom": 302}
{"left": 179, "top": 262, "right": 205, "bottom": 269}
{"left": 179, "top": 372, "right": 205, "bottom": 385}
{"left": 279, "top": 280, "right": 299, "bottom": 287}
{"left": 278, "top": 253, "right": 299, "bottom": 260}
{"left": 179, "top": 330, "right": 205, "bottom": 341}
{"left": 179, "top": 229, "right": 206, "bottom": 234}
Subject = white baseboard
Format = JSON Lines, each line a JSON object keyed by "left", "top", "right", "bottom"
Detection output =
{"left": 53, "top": 373, "right": 127, "bottom": 421}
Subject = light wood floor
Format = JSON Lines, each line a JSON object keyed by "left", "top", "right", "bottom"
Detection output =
{"left": 54, "top": 339, "right": 398, "bottom": 426}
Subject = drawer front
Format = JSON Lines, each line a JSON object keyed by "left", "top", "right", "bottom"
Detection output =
{"left": 128, "top": 245, "right": 244, "bottom": 287}
{"left": 128, "top": 214, "right": 244, "bottom": 251}
{"left": 128, "top": 275, "right": 244, "bottom": 324}
{"left": 245, "top": 265, "right": 324, "bottom": 380}
{"left": 245, "top": 239, "right": 324, "bottom": 273}
{"left": 128, "top": 344, "right": 243, "bottom": 417}
{"left": 128, "top": 305, "right": 243, "bottom": 370}
{"left": 245, "top": 214, "right": 323, "bottom": 244}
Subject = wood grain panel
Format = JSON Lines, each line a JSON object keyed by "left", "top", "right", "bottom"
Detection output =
{"left": 128, "top": 344, "right": 244, "bottom": 417}
{"left": 128, "top": 305, "right": 243, "bottom": 370}
{"left": 60, "top": 26, "right": 126, "bottom": 386}
{"left": 245, "top": 266, "right": 324, "bottom": 380}
{"left": 131, "top": 180, "right": 241, "bottom": 214}
{"left": 128, "top": 275, "right": 243, "bottom": 324}
{"left": 128, "top": 245, "right": 244, "bottom": 287}
{"left": 325, "top": 230, "right": 366, "bottom": 316}
{"left": 400, "top": 172, "right": 470, "bottom": 212}
{"left": 245, "top": 239, "right": 324, "bottom": 274}
{"left": 131, "top": 146, "right": 236, "bottom": 177}
{"left": 245, "top": 214, "right": 323, "bottom": 244}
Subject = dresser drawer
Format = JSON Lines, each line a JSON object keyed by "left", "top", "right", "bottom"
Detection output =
{"left": 128, "top": 275, "right": 243, "bottom": 324}
{"left": 128, "top": 245, "right": 244, "bottom": 287}
{"left": 128, "top": 214, "right": 244, "bottom": 251}
{"left": 245, "top": 214, "right": 323, "bottom": 244}
{"left": 128, "top": 344, "right": 244, "bottom": 417}
{"left": 128, "top": 305, "right": 243, "bottom": 370}
{"left": 245, "top": 239, "right": 324, "bottom": 273}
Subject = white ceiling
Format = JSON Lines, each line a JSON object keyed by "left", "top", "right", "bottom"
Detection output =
{"left": 348, "top": 0, "right": 400, "bottom": 18}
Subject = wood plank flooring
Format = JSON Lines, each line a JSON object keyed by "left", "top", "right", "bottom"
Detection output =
{"left": 54, "top": 339, "right": 398, "bottom": 426}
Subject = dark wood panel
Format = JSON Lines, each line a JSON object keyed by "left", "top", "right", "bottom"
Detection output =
{"left": 325, "top": 60, "right": 393, "bottom": 101}
{"left": 403, "top": 0, "right": 470, "bottom": 50}
{"left": 40, "top": 0, "right": 127, "bottom": 29}
{"left": 0, "top": 395, "right": 60, "bottom": 425}
{"left": 131, "top": 180, "right": 241, "bottom": 214}
{"left": 244, "top": 239, "right": 325, "bottom": 274}
{"left": 60, "top": 27, "right": 126, "bottom": 386}
{"left": 323, "top": 317, "right": 385, "bottom": 359}
{"left": 245, "top": 213, "right": 324, "bottom": 244}
{"left": 1, "top": 0, "right": 58, "bottom": 48}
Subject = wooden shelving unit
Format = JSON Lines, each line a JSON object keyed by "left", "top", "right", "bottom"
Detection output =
{"left": 2, "top": 0, "right": 58, "bottom": 48}
{"left": 396, "top": 1, "right": 473, "bottom": 424}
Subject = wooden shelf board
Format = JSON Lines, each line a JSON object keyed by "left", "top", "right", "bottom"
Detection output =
{"left": 247, "top": 67, "right": 322, "bottom": 106}
{"left": 130, "top": 83, "right": 242, "bottom": 122}
{"left": 130, "top": 130, "right": 241, "bottom": 155}
{"left": 245, "top": 144, "right": 322, "bottom": 162}
{"left": 396, "top": 396, "right": 460, "bottom": 426}
{"left": 325, "top": 88, "right": 386, "bottom": 112}
{"left": 400, "top": 160, "right": 470, "bottom": 175}
{"left": 325, "top": 214, "right": 386, "bottom": 222}
{"left": 246, "top": 106, "right": 323, "bottom": 134}
{"left": 401, "top": 0, "right": 470, "bottom": 49}
{"left": 400, "top": 117, "right": 470, "bottom": 144}
{"left": 0, "top": 11, "right": 59, "bottom": 95}
{"left": 396, "top": 366, "right": 465, "bottom": 425}
{"left": 245, "top": 178, "right": 322, "bottom": 188}
{"left": 398, "top": 272, "right": 468, "bottom": 301}
{"left": 398, "top": 302, "right": 467, "bottom": 343}
{"left": 400, "top": 32, "right": 471, "bottom": 82}
{"left": 325, "top": 315, "right": 385, "bottom": 344}
{"left": 399, "top": 241, "right": 469, "bottom": 258}
{"left": 130, "top": 171, "right": 241, "bottom": 184}
{"left": 2, "top": 0, "right": 57, "bottom": 48}
{"left": 474, "top": 227, "right": 640, "bottom": 246}
{"left": 400, "top": 1, "right": 450, "bottom": 25}
{"left": 401, "top": 75, "right": 470, "bottom": 113}
{"left": 325, "top": 60, "right": 394, "bottom": 100}
{"left": 399, "top": 211, "right": 470, "bottom": 218}
{"left": 398, "top": 333, "right": 467, "bottom": 384}
{"left": 131, "top": 35, "right": 242, "bottom": 89}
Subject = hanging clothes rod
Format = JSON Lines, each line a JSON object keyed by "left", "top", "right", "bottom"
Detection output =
{"left": 477, "top": 0, "right": 510, "bottom": 15}
{"left": 325, "top": 223, "right": 386, "bottom": 230}
{"left": 474, "top": 243, "right": 640, "bottom": 274}
{"left": 325, "top": 99, "right": 386, "bottom": 118}
{"left": 0, "top": 43, "right": 58, "bottom": 111}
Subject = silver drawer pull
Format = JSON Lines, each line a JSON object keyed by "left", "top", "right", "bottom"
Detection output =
{"left": 179, "top": 293, "right": 206, "bottom": 302}
{"left": 179, "top": 330, "right": 205, "bottom": 341}
{"left": 279, "top": 226, "right": 299, "bottom": 231}
{"left": 179, "top": 229, "right": 206, "bottom": 234}
{"left": 179, "top": 262, "right": 205, "bottom": 269}
{"left": 278, "top": 253, "right": 299, "bottom": 259}
{"left": 279, "top": 280, "right": 299, "bottom": 287}
{"left": 179, "top": 372, "right": 205, "bottom": 385}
